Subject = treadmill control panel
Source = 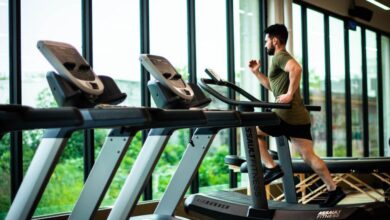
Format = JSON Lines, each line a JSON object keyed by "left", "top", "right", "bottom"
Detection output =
{"left": 38, "top": 40, "right": 104, "bottom": 96}
{"left": 140, "top": 54, "right": 194, "bottom": 101}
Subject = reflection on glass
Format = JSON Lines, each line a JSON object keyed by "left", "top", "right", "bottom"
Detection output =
{"left": 329, "top": 17, "right": 346, "bottom": 156}
{"left": 149, "top": 0, "right": 189, "bottom": 199}
{"left": 382, "top": 35, "right": 390, "bottom": 156}
{"left": 0, "top": 0, "right": 10, "bottom": 217}
{"left": 307, "top": 9, "right": 326, "bottom": 156}
{"left": 349, "top": 27, "right": 363, "bottom": 157}
{"left": 233, "top": 0, "right": 261, "bottom": 187}
{"left": 196, "top": 0, "right": 230, "bottom": 193}
{"left": 93, "top": 0, "right": 141, "bottom": 205}
{"left": 365, "top": 30, "right": 378, "bottom": 157}
{"left": 21, "top": 0, "right": 82, "bottom": 216}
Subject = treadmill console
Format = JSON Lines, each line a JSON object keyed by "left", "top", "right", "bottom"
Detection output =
{"left": 205, "top": 68, "right": 223, "bottom": 83}
{"left": 140, "top": 54, "right": 194, "bottom": 101}
{"left": 38, "top": 40, "right": 104, "bottom": 96}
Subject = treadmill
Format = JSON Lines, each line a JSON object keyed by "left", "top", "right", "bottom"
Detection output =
{"left": 107, "top": 54, "right": 289, "bottom": 220}
{"left": 5, "top": 41, "right": 208, "bottom": 220}
{"left": 184, "top": 69, "right": 390, "bottom": 220}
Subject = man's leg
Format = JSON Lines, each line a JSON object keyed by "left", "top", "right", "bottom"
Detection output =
{"left": 255, "top": 127, "right": 284, "bottom": 185}
{"left": 290, "top": 137, "right": 346, "bottom": 207}
{"left": 290, "top": 137, "right": 336, "bottom": 191}
{"left": 256, "top": 127, "right": 277, "bottom": 168}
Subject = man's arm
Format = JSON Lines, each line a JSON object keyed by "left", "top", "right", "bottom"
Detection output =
{"left": 249, "top": 60, "right": 271, "bottom": 91}
{"left": 276, "top": 58, "right": 302, "bottom": 103}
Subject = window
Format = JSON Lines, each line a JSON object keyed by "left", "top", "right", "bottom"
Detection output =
{"left": 382, "top": 35, "right": 390, "bottom": 156}
{"left": 365, "top": 30, "right": 379, "bottom": 156}
{"left": 92, "top": 0, "right": 142, "bottom": 206}
{"left": 292, "top": 3, "right": 302, "bottom": 64}
{"left": 233, "top": 0, "right": 261, "bottom": 187}
{"left": 21, "top": 0, "right": 82, "bottom": 216}
{"left": 196, "top": 0, "right": 230, "bottom": 192}
{"left": 150, "top": 0, "right": 188, "bottom": 80}
{"left": 307, "top": 9, "right": 326, "bottom": 156}
{"left": 349, "top": 27, "right": 364, "bottom": 157}
{"left": 148, "top": 0, "right": 190, "bottom": 199}
{"left": 0, "top": 0, "right": 10, "bottom": 218}
{"left": 0, "top": 0, "right": 8, "bottom": 104}
{"left": 329, "top": 17, "right": 346, "bottom": 156}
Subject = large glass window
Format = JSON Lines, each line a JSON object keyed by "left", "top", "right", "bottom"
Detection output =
{"left": 349, "top": 27, "right": 363, "bottom": 157}
{"left": 382, "top": 35, "right": 390, "bottom": 156}
{"left": 0, "top": 0, "right": 8, "bottom": 104}
{"left": 292, "top": 3, "right": 302, "bottom": 64}
{"left": 21, "top": 0, "right": 82, "bottom": 216}
{"left": 329, "top": 17, "right": 346, "bottom": 156}
{"left": 92, "top": 0, "right": 142, "bottom": 206}
{"left": 0, "top": 0, "right": 10, "bottom": 218}
{"left": 149, "top": 0, "right": 189, "bottom": 199}
{"left": 150, "top": 0, "right": 188, "bottom": 80}
{"left": 365, "top": 30, "right": 379, "bottom": 156}
{"left": 196, "top": 0, "right": 230, "bottom": 192}
{"left": 349, "top": 27, "right": 364, "bottom": 157}
{"left": 307, "top": 9, "right": 326, "bottom": 156}
{"left": 233, "top": 0, "right": 261, "bottom": 187}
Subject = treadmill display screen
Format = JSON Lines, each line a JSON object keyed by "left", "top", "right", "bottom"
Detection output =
{"left": 46, "top": 44, "right": 96, "bottom": 81}
{"left": 150, "top": 58, "right": 186, "bottom": 88}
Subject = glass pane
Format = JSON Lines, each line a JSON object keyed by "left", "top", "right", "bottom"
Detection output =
{"left": 93, "top": 0, "right": 141, "bottom": 107}
{"left": 92, "top": 0, "right": 141, "bottom": 206}
{"left": 365, "top": 30, "right": 378, "bottom": 157}
{"left": 349, "top": 27, "right": 363, "bottom": 157}
{"left": 150, "top": 0, "right": 188, "bottom": 80}
{"left": 292, "top": 4, "right": 302, "bottom": 64}
{"left": 382, "top": 35, "right": 390, "bottom": 156}
{"left": 149, "top": 0, "right": 189, "bottom": 200}
{"left": 0, "top": 0, "right": 10, "bottom": 217}
{"left": 0, "top": 0, "right": 8, "bottom": 103}
{"left": 196, "top": 0, "right": 230, "bottom": 193}
{"left": 307, "top": 9, "right": 326, "bottom": 156}
{"left": 233, "top": 0, "right": 261, "bottom": 187}
{"left": 329, "top": 17, "right": 346, "bottom": 156}
{"left": 21, "top": 0, "right": 82, "bottom": 216}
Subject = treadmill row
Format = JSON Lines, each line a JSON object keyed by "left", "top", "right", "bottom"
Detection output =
{"left": 3, "top": 41, "right": 281, "bottom": 220}
{"left": 4, "top": 41, "right": 389, "bottom": 220}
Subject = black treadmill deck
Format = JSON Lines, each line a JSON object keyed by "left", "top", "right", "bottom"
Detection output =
{"left": 186, "top": 191, "right": 390, "bottom": 220}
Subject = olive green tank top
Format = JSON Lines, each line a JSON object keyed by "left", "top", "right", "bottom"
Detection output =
{"left": 268, "top": 50, "right": 310, "bottom": 125}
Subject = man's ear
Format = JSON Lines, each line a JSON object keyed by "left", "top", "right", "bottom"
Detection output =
{"left": 272, "top": 37, "right": 278, "bottom": 46}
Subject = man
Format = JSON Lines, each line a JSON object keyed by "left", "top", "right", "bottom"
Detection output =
{"left": 248, "top": 24, "right": 345, "bottom": 207}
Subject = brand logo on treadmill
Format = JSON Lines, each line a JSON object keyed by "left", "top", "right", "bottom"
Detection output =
{"left": 316, "top": 210, "right": 342, "bottom": 219}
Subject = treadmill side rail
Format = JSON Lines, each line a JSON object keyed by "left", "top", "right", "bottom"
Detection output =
{"left": 154, "top": 128, "right": 217, "bottom": 216}
{"left": 69, "top": 129, "right": 136, "bottom": 220}
{"left": 6, "top": 130, "right": 70, "bottom": 220}
{"left": 108, "top": 130, "right": 172, "bottom": 220}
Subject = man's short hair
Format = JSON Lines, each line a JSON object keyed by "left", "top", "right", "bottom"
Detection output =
{"left": 264, "top": 24, "right": 288, "bottom": 45}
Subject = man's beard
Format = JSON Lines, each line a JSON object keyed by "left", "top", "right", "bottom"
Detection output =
{"left": 266, "top": 46, "right": 275, "bottom": 55}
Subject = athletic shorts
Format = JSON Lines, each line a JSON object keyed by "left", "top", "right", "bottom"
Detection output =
{"left": 258, "top": 119, "right": 312, "bottom": 141}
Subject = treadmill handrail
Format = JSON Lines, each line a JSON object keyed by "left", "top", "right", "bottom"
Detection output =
{"left": 199, "top": 78, "right": 321, "bottom": 111}
{"left": 199, "top": 78, "right": 291, "bottom": 109}
{"left": 0, "top": 105, "right": 83, "bottom": 133}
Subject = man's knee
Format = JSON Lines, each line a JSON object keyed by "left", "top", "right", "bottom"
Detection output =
{"left": 256, "top": 127, "right": 268, "bottom": 139}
